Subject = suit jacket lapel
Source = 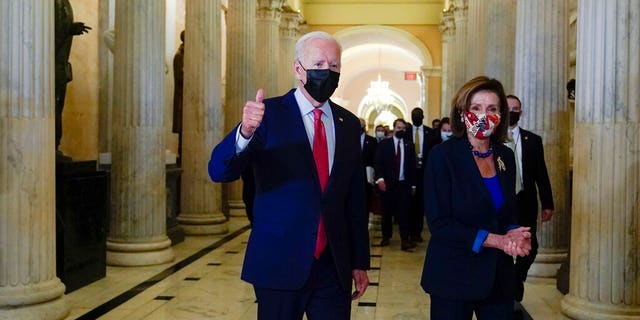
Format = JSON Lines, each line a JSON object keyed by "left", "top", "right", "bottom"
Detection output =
{"left": 326, "top": 103, "right": 346, "bottom": 194}
{"left": 283, "top": 91, "right": 321, "bottom": 191}
{"left": 455, "top": 139, "right": 494, "bottom": 212}
{"left": 493, "top": 146, "right": 511, "bottom": 213}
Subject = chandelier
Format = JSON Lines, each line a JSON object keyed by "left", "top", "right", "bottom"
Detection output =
{"left": 363, "top": 74, "right": 393, "bottom": 113}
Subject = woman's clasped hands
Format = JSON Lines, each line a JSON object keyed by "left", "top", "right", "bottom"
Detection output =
{"left": 502, "top": 227, "right": 531, "bottom": 257}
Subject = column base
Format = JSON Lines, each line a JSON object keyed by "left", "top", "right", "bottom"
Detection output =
{"left": 106, "top": 238, "right": 175, "bottom": 266}
{"left": 0, "top": 279, "right": 69, "bottom": 320}
{"left": 228, "top": 200, "right": 246, "bottom": 217}
{"left": 0, "top": 296, "right": 69, "bottom": 320}
{"left": 177, "top": 213, "right": 229, "bottom": 235}
{"left": 529, "top": 251, "right": 567, "bottom": 278}
{"left": 562, "top": 293, "right": 640, "bottom": 319}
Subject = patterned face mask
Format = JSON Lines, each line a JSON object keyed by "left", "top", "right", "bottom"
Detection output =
{"left": 463, "top": 112, "right": 501, "bottom": 139}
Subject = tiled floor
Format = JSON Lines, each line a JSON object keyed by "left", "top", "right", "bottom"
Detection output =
{"left": 63, "top": 217, "right": 567, "bottom": 319}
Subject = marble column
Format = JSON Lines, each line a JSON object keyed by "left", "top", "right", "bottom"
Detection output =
{"left": 98, "top": 0, "right": 114, "bottom": 156}
{"left": 107, "top": 0, "right": 174, "bottom": 266}
{"left": 224, "top": 0, "right": 256, "bottom": 217}
{"left": 177, "top": 0, "right": 229, "bottom": 235}
{"left": 465, "top": 0, "right": 516, "bottom": 93}
{"left": 561, "top": 1, "right": 640, "bottom": 318}
{"left": 422, "top": 67, "right": 442, "bottom": 121}
{"left": 0, "top": 1, "right": 69, "bottom": 319}
{"left": 452, "top": 0, "right": 468, "bottom": 91}
{"left": 439, "top": 7, "right": 456, "bottom": 116}
{"left": 256, "top": 0, "right": 285, "bottom": 96}
{"left": 513, "top": 0, "right": 570, "bottom": 278}
{"left": 279, "top": 7, "right": 303, "bottom": 93}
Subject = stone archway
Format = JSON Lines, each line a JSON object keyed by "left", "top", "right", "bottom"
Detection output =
{"left": 331, "top": 25, "right": 434, "bottom": 129}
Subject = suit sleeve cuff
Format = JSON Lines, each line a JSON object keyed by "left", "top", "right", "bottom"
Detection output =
{"left": 506, "top": 224, "right": 519, "bottom": 231}
{"left": 472, "top": 229, "right": 489, "bottom": 253}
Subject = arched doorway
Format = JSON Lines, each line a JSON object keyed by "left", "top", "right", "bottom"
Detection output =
{"left": 332, "top": 25, "right": 434, "bottom": 132}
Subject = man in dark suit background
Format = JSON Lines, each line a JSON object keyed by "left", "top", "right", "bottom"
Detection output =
{"left": 209, "top": 31, "right": 369, "bottom": 319}
{"left": 506, "top": 94, "right": 555, "bottom": 303}
{"left": 360, "top": 118, "right": 378, "bottom": 214}
{"left": 409, "top": 108, "right": 440, "bottom": 242}
{"left": 374, "top": 118, "right": 417, "bottom": 251}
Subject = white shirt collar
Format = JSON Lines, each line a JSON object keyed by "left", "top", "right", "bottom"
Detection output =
{"left": 294, "top": 88, "right": 331, "bottom": 118}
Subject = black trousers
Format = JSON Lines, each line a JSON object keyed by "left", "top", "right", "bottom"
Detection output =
{"left": 514, "top": 192, "right": 539, "bottom": 282}
{"left": 381, "top": 181, "right": 411, "bottom": 241}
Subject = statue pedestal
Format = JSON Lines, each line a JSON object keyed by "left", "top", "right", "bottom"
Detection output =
{"left": 166, "top": 164, "right": 185, "bottom": 245}
{"left": 56, "top": 161, "right": 109, "bottom": 293}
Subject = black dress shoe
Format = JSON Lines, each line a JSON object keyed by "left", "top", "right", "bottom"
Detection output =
{"left": 379, "top": 238, "right": 390, "bottom": 246}
{"left": 401, "top": 241, "right": 415, "bottom": 252}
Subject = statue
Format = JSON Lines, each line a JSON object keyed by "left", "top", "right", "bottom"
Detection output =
{"left": 173, "top": 30, "right": 185, "bottom": 165}
{"left": 54, "top": 0, "right": 90, "bottom": 160}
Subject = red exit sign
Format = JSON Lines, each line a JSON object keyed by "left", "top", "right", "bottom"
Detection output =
{"left": 404, "top": 72, "right": 417, "bottom": 81}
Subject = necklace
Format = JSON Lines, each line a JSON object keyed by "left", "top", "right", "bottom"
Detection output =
{"left": 469, "top": 142, "right": 493, "bottom": 158}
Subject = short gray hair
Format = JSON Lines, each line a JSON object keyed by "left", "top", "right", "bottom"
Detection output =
{"left": 294, "top": 31, "right": 341, "bottom": 64}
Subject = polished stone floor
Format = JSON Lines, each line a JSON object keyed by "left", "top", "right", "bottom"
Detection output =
{"left": 63, "top": 217, "right": 567, "bottom": 319}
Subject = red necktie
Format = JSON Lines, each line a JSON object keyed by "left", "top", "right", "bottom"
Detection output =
{"left": 312, "top": 108, "right": 328, "bottom": 259}
{"left": 395, "top": 140, "right": 401, "bottom": 180}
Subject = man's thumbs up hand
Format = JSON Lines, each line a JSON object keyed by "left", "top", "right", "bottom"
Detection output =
{"left": 240, "top": 89, "right": 265, "bottom": 138}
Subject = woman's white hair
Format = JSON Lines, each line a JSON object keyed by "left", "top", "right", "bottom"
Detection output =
{"left": 294, "top": 31, "right": 342, "bottom": 64}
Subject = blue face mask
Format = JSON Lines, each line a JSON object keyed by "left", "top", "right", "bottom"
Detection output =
{"left": 300, "top": 63, "right": 340, "bottom": 102}
{"left": 441, "top": 131, "right": 452, "bottom": 141}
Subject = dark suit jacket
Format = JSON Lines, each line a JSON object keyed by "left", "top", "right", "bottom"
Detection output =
{"left": 362, "top": 134, "right": 377, "bottom": 168}
{"left": 420, "top": 137, "right": 517, "bottom": 300}
{"left": 518, "top": 128, "right": 554, "bottom": 225}
{"left": 208, "top": 89, "right": 370, "bottom": 291}
{"left": 411, "top": 125, "right": 440, "bottom": 167}
{"left": 374, "top": 137, "right": 416, "bottom": 188}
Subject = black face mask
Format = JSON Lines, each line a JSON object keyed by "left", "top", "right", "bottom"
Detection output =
{"left": 411, "top": 115, "right": 423, "bottom": 127}
{"left": 509, "top": 111, "right": 521, "bottom": 126}
{"left": 300, "top": 64, "right": 340, "bottom": 103}
{"left": 394, "top": 130, "right": 406, "bottom": 139}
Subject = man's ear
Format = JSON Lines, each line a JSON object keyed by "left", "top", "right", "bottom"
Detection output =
{"left": 294, "top": 60, "right": 305, "bottom": 81}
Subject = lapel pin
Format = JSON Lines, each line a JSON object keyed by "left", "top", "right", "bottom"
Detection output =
{"left": 338, "top": 117, "right": 343, "bottom": 122}
{"left": 497, "top": 156, "right": 506, "bottom": 172}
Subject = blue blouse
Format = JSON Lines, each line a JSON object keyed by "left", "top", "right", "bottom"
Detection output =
{"left": 472, "top": 176, "right": 505, "bottom": 253}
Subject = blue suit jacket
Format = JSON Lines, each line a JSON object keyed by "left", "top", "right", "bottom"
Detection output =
{"left": 209, "top": 89, "right": 370, "bottom": 291}
{"left": 420, "top": 137, "right": 517, "bottom": 300}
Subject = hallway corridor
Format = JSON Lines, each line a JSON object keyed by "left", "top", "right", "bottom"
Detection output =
{"left": 63, "top": 217, "right": 566, "bottom": 320}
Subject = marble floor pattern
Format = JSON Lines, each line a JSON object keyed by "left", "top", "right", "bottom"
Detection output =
{"left": 63, "top": 217, "right": 568, "bottom": 320}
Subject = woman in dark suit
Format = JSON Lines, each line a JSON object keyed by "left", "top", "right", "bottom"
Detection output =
{"left": 421, "top": 76, "right": 532, "bottom": 319}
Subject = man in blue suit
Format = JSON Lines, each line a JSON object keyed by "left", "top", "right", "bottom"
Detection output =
{"left": 209, "top": 31, "right": 369, "bottom": 320}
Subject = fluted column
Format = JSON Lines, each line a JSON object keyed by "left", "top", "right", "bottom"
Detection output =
{"left": 465, "top": 0, "right": 516, "bottom": 93}
{"left": 256, "top": 0, "right": 285, "bottom": 96}
{"left": 0, "top": 1, "right": 68, "bottom": 319}
{"left": 224, "top": 0, "right": 256, "bottom": 217}
{"left": 514, "top": 0, "right": 570, "bottom": 279}
{"left": 98, "top": 0, "right": 114, "bottom": 155}
{"left": 561, "top": 1, "right": 640, "bottom": 319}
{"left": 108, "top": 0, "right": 174, "bottom": 266}
{"left": 439, "top": 7, "right": 456, "bottom": 116}
{"left": 452, "top": 0, "right": 468, "bottom": 90}
{"left": 177, "top": 0, "right": 229, "bottom": 235}
{"left": 279, "top": 7, "right": 303, "bottom": 93}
